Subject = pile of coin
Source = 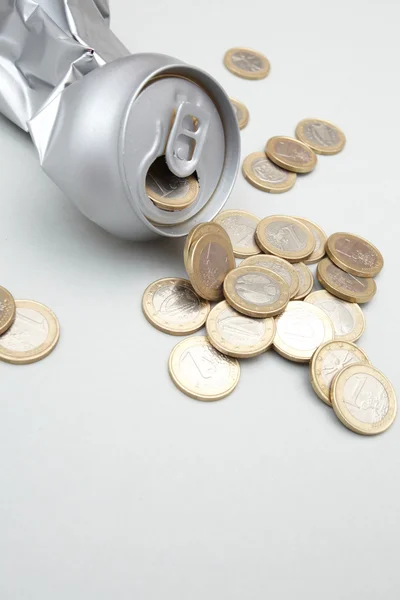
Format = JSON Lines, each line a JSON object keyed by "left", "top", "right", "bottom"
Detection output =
{"left": 142, "top": 212, "right": 396, "bottom": 436}
{"left": 0, "top": 285, "right": 60, "bottom": 365}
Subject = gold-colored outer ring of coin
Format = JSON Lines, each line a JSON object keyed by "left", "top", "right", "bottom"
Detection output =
{"left": 265, "top": 136, "right": 317, "bottom": 174}
{"left": 304, "top": 290, "right": 366, "bottom": 342}
{"left": 223, "top": 47, "right": 270, "bottom": 80}
{"left": 213, "top": 209, "right": 261, "bottom": 258}
{"left": 295, "top": 118, "right": 346, "bottom": 155}
{"left": 273, "top": 301, "right": 334, "bottom": 363}
{"left": 184, "top": 224, "right": 235, "bottom": 301}
{"left": 206, "top": 300, "right": 276, "bottom": 358}
{"left": 142, "top": 277, "right": 210, "bottom": 335}
{"left": 242, "top": 152, "right": 297, "bottom": 194}
{"left": 317, "top": 257, "right": 376, "bottom": 303}
{"left": 145, "top": 172, "right": 199, "bottom": 211}
{"left": 0, "top": 285, "right": 16, "bottom": 335}
{"left": 330, "top": 364, "right": 397, "bottom": 435}
{"left": 223, "top": 265, "right": 290, "bottom": 318}
{"left": 168, "top": 335, "right": 240, "bottom": 401}
{"left": 293, "top": 217, "right": 327, "bottom": 264}
{"left": 256, "top": 215, "right": 316, "bottom": 262}
{"left": 292, "top": 262, "right": 314, "bottom": 300}
{"left": 0, "top": 300, "right": 60, "bottom": 365}
{"left": 326, "top": 232, "right": 384, "bottom": 278}
{"left": 240, "top": 255, "right": 300, "bottom": 299}
{"left": 184, "top": 222, "right": 224, "bottom": 267}
{"left": 310, "top": 341, "right": 370, "bottom": 406}
{"left": 230, "top": 98, "right": 250, "bottom": 130}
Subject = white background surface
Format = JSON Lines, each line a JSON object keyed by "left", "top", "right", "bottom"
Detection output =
{"left": 1, "top": 1, "right": 400, "bottom": 598}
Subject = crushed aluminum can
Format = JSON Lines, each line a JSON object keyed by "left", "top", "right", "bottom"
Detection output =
{"left": 0, "top": 1, "right": 240, "bottom": 240}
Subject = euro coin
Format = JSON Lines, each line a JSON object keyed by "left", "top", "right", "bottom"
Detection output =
{"left": 265, "top": 136, "right": 317, "bottom": 174}
{"left": 294, "top": 217, "right": 327, "bottom": 264}
{"left": 273, "top": 301, "right": 334, "bottom": 362}
{"left": 295, "top": 118, "right": 346, "bottom": 155}
{"left": 292, "top": 262, "right": 314, "bottom": 299}
{"left": 331, "top": 364, "right": 397, "bottom": 435}
{"left": 0, "top": 300, "right": 60, "bottom": 364}
{"left": 142, "top": 278, "right": 210, "bottom": 335}
{"left": 146, "top": 158, "right": 199, "bottom": 211}
{"left": 206, "top": 300, "right": 276, "bottom": 358}
{"left": 242, "top": 152, "right": 296, "bottom": 193}
{"left": 184, "top": 222, "right": 223, "bottom": 267}
{"left": 168, "top": 335, "right": 240, "bottom": 401}
{"left": 230, "top": 98, "right": 249, "bottom": 130}
{"left": 224, "top": 47, "right": 270, "bottom": 80}
{"left": 240, "top": 255, "right": 300, "bottom": 299}
{"left": 0, "top": 285, "right": 16, "bottom": 335}
{"left": 256, "top": 215, "right": 315, "bottom": 262}
{"left": 213, "top": 210, "right": 261, "bottom": 258}
{"left": 326, "top": 232, "right": 384, "bottom": 278}
{"left": 305, "top": 290, "right": 365, "bottom": 342}
{"left": 317, "top": 258, "right": 376, "bottom": 303}
{"left": 224, "top": 266, "right": 290, "bottom": 318}
{"left": 310, "top": 341, "right": 370, "bottom": 406}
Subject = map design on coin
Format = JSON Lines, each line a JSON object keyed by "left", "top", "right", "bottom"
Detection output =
{"left": 277, "top": 309, "right": 325, "bottom": 351}
{"left": 315, "top": 298, "right": 354, "bottom": 336}
{"left": 220, "top": 216, "right": 256, "bottom": 248}
{"left": 274, "top": 139, "right": 312, "bottom": 165}
{"left": 217, "top": 309, "right": 266, "bottom": 345}
{"left": 326, "top": 262, "right": 367, "bottom": 293}
{"left": 343, "top": 373, "right": 389, "bottom": 424}
{"left": 334, "top": 236, "right": 378, "bottom": 269}
{"left": 231, "top": 50, "right": 264, "bottom": 73}
{"left": 235, "top": 272, "right": 280, "bottom": 305}
{"left": 0, "top": 308, "right": 49, "bottom": 352}
{"left": 199, "top": 242, "right": 230, "bottom": 289}
{"left": 153, "top": 283, "right": 201, "bottom": 322}
{"left": 180, "top": 343, "right": 235, "bottom": 390}
{"left": 251, "top": 157, "right": 288, "bottom": 183}
{"left": 266, "top": 221, "right": 308, "bottom": 251}
{"left": 303, "top": 122, "right": 340, "bottom": 148}
{"left": 147, "top": 170, "right": 190, "bottom": 200}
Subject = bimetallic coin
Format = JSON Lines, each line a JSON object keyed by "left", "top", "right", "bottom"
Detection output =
{"left": 273, "top": 301, "right": 334, "bottom": 362}
{"left": 317, "top": 258, "right": 376, "bottom": 303}
{"left": 310, "top": 341, "right": 370, "bottom": 406}
{"left": 305, "top": 290, "right": 365, "bottom": 342}
{"left": 184, "top": 223, "right": 235, "bottom": 301}
{"left": 184, "top": 222, "right": 223, "bottom": 267}
{"left": 241, "top": 255, "right": 300, "bottom": 299}
{"left": 242, "top": 152, "right": 296, "bottom": 193}
{"left": 0, "top": 300, "right": 60, "bottom": 364}
{"left": 294, "top": 217, "right": 327, "bottom": 264}
{"left": 230, "top": 98, "right": 249, "bottom": 130}
{"left": 224, "top": 266, "right": 290, "bottom": 318}
{"left": 168, "top": 336, "right": 240, "bottom": 401}
{"left": 142, "top": 278, "right": 210, "bottom": 335}
{"left": 326, "top": 232, "right": 384, "bottom": 278}
{"left": 295, "top": 118, "right": 346, "bottom": 155}
{"left": 146, "top": 157, "right": 199, "bottom": 211}
{"left": 265, "top": 136, "right": 317, "bottom": 174}
{"left": 0, "top": 285, "right": 16, "bottom": 336}
{"left": 331, "top": 364, "right": 397, "bottom": 435}
{"left": 206, "top": 301, "right": 276, "bottom": 358}
{"left": 214, "top": 210, "right": 261, "bottom": 258}
{"left": 292, "top": 262, "right": 314, "bottom": 300}
{"left": 256, "top": 215, "right": 315, "bottom": 262}
{"left": 224, "top": 47, "right": 270, "bottom": 80}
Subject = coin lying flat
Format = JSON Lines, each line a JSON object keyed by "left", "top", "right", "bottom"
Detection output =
{"left": 241, "top": 255, "right": 300, "bottom": 299}
{"left": 184, "top": 223, "right": 235, "bottom": 301}
{"left": 230, "top": 98, "right": 249, "bottom": 130}
{"left": 0, "top": 285, "right": 16, "bottom": 336}
{"left": 265, "top": 136, "right": 317, "bottom": 174}
{"left": 224, "top": 266, "right": 290, "bottom": 318}
{"left": 242, "top": 152, "right": 296, "bottom": 193}
{"left": 331, "top": 364, "right": 397, "bottom": 435}
{"left": 0, "top": 300, "right": 60, "bottom": 364}
{"left": 273, "top": 301, "right": 334, "bottom": 362}
{"left": 310, "top": 341, "right": 370, "bottom": 406}
{"left": 317, "top": 257, "right": 376, "bottom": 303}
{"left": 295, "top": 118, "right": 346, "bottom": 155}
{"left": 168, "top": 336, "right": 240, "bottom": 401}
{"left": 142, "top": 278, "right": 210, "bottom": 335}
{"left": 305, "top": 290, "right": 365, "bottom": 342}
{"left": 206, "top": 301, "right": 276, "bottom": 358}
{"left": 214, "top": 210, "right": 261, "bottom": 258}
{"left": 224, "top": 47, "right": 270, "bottom": 80}
{"left": 326, "top": 232, "right": 384, "bottom": 278}
{"left": 294, "top": 217, "right": 327, "bottom": 264}
{"left": 292, "top": 262, "right": 314, "bottom": 300}
{"left": 256, "top": 215, "right": 315, "bottom": 262}
{"left": 146, "top": 157, "right": 199, "bottom": 211}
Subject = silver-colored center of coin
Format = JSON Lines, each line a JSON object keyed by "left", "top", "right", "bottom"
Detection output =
{"left": 253, "top": 260, "right": 292, "bottom": 286}
{"left": 146, "top": 167, "right": 190, "bottom": 200}
{"left": 313, "top": 298, "right": 355, "bottom": 336}
{"left": 235, "top": 272, "right": 280, "bottom": 306}
{"left": 274, "top": 140, "right": 311, "bottom": 164}
{"left": 343, "top": 373, "right": 389, "bottom": 424}
{"left": 231, "top": 51, "right": 263, "bottom": 72}
{"left": 334, "top": 237, "right": 377, "bottom": 268}
{"left": 220, "top": 216, "right": 256, "bottom": 248}
{"left": 321, "top": 349, "right": 362, "bottom": 388}
{"left": 327, "top": 262, "right": 366, "bottom": 292}
{"left": 251, "top": 157, "right": 288, "bottom": 183}
{"left": 0, "top": 308, "right": 48, "bottom": 351}
{"left": 199, "top": 243, "right": 229, "bottom": 289}
{"left": 217, "top": 308, "right": 266, "bottom": 345}
{"left": 304, "top": 122, "right": 339, "bottom": 147}
{"left": 232, "top": 103, "right": 242, "bottom": 121}
{"left": 153, "top": 284, "right": 200, "bottom": 323}
{"left": 277, "top": 308, "right": 325, "bottom": 350}
{"left": 179, "top": 344, "right": 234, "bottom": 390}
{"left": 266, "top": 221, "right": 308, "bottom": 251}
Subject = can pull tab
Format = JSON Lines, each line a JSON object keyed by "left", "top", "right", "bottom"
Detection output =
{"left": 165, "top": 101, "right": 210, "bottom": 178}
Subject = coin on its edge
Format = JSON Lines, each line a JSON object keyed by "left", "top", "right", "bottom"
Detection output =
{"left": 241, "top": 254, "right": 300, "bottom": 299}
{"left": 326, "top": 232, "right": 384, "bottom": 278}
{"left": 294, "top": 217, "right": 327, "bottom": 264}
{"left": 292, "top": 262, "right": 314, "bottom": 300}
{"left": 242, "top": 152, "right": 296, "bottom": 193}
{"left": 184, "top": 222, "right": 223, "bottom": 267}
{"left": 146, "top": 159, "right": 199, "bottom": 211}
{"left": 295, "top": 118, "right": 346, "bottom": 155}
{"left": 214, "top": 210, "right": 260, "bottom": 258}
{"left": 256, "top": 215, "right": 316, "bottom": 262}
{"left": 265, "top": 136, "right": 317, "bottom": 174}
{"left": 230, "top": 98, "right": 249, "bottom": 130}
{"left": 142, "top": 278, "right": 210, "bottom": 335}
{"left": 0, "top": 300, "right": 60, "bottom": 364}
{"left": 317, "top": 257, "right": 376, "bottom": 303}
{"left": 224, "top": 47, "right": 270, "bottom": 80}
{"left": 305, "top": 290, "right": 365, "bottom": 342}
{"left": 0, "top": 285, "right": 16, "bottom": 335}
{"left": 168, "top": 335, "right": 240, "bottom": 401}
{"left": 331, "top": 364, "right": 397, "bottom": 435}
{"left": 310, "top": 340, "right": 370, "bottom": 406}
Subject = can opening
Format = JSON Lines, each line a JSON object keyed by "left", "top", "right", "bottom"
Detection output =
{"left": 145, "top": 155, "right": 199, "bottom": 213}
